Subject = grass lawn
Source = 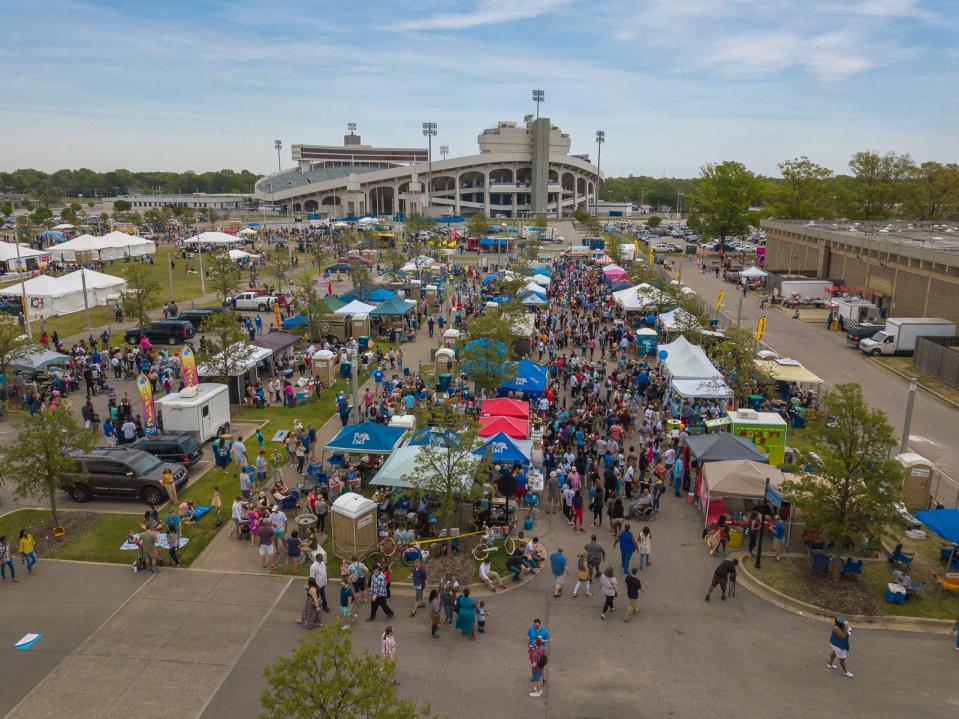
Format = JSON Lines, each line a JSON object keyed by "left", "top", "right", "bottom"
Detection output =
{"left": 874, "top": 356, "right": 959, "bottom": 407}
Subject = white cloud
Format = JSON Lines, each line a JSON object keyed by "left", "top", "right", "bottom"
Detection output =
{"left": 392, "top": 0, "right": 571, "bottom": 31}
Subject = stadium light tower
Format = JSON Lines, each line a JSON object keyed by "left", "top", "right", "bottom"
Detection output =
{"left": 274, "top": 139, "right": 282, "bottom": 172}
{"left": 422, "top": 122, "right": 437, "bottom": 207}
{"left": 347, "top": 122, "right": 357, "bottom": 134}
{"left": 440, "top": 145, "right": 449, "bottom": 161}
{"left": 594, "top": 130, "right": 605, "bottom": 214}
{"left": 532, "top": 89, "right": 545, "bottom": 118}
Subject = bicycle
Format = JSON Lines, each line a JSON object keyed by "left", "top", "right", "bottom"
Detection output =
{"left": 472, "top": 523, "right": 516, "bottom": 562}
{"left": 368, "top": 525, "right": 428, "bottom": 568}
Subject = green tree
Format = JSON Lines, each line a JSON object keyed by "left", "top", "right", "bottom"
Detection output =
{"left": 29, "top": 206, "right": 53, "bottom": 226}
{"left": 0, "top": 201, "right": 12, "bottom": 216}
{"left": 405, "top": 405, "right": 486, "bottom": 532}
{"left": 113, "top": 199, "right": 132, "bottom": 212}
{"left": 206, "top": 249, "right": 243, "bottom": 303}
{"left": 604, "top": 232, "right": 623, "bottom": 266}
{"left": 781, "top": 383, "right": 899, "bottom": 555}
{"left": 403, "top": 213, "right": 434, "bottom": 239}
{"left": 518, "top": 233, "right": 541, "bottom": 263}
{"left": 903, "top": 161, "right": 959, "bottom": 221}
{"left": 293, "top": 277, "right": 328, "bottom": 342}
{"left": 380, "top": 249, "right": 406, "bottom": 279}
{"left": 199, "top": 310, "right": 255, "bottom": 388}
{"left": 308, "top": 242, "right": 330, "bottom": 272}
{"left": 646, "top": 215, "right": 662, "bottom": 228}
{"left": 269, "top": 247, "right": 295, "bottom": 293}
{"left": 122, "top": 261, "right": 160, "bottom": 330}
{"left": 348, "top": 263, "right": 373, "bottom": 299}
{"left": 466, "top": 211, "right": 490, "bottom": 238}
{"left": 687, "top": 161, "right": 762, "bottom": 250}
{"left": 461, "top": 312, "right": 517, "bottom": 393}
{"left": 1, "top": 404, "right": 97, "bottom": 528}
{"left": 260, "top": 625, "right": 435, "bottom": 719}
{"left": 843, "top": 151, "right": 914, "bottom": 220}
{"left": 769, "top": 156, "right": 834, "bottom": 219}
{"left": 0, "top": 317, "right": 33, "bottom": 380}
{"left": 712, "top": 326, "right": 758, "bottom": 407}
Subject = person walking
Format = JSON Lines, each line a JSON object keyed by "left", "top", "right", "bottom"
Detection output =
{"left": 572, "top": 489, "right": 585, "bottom": 532}
{"left": 614, "top": 522, "right": 637, "bottom": 576}
{"left": 529, "top": 636, "right": 547, "bottom": 698}
{"left": 18, "top": 529, "right": 37, "bottom": 574}
{"left": 439, "top": 571, "right": 459, "bottom": 624}
{"left": 298, "top": 577, "right": 323, "bottom": 629}
{"left": 623, "top": 568, "right": 644, "bottom": 622}
{"left": 368, "top": 565, "right": 395, "bottom": 620}
{"left": 382, "top": 625, "right": 399, "bottom": 684}
{"left": 584, "top": 534, "right": 605, "bottom": 581}
{"left": 638, "top": 526, "right": 652, "bottom": 569}
{"left": 746, "top": 512, "right": 760, "bottom": 558}
{"left": 410, "top": 560, "right": 428, "bottom": 616}
{"left": 339, "top": 577, "right": 355, "bottom": 627}
{"left": 428, "top": 589, "right": 442, "bottom": 638}
{"left": 455, "top": 587, "right": 477, "bottom": 640}
{"left": 599, "top": 566, "right": 618, "bottom": 619}
{"left": 705, "top": 558, "right": 738, "bottom": 601}
{"left": 572, "top": 551, "right": 591, "bottom": 598}
{"left": 550, "top": 547, "right": 568, "bottom": 597}
{"left": 0, "top": 536, "right": 17, "bottom": 583}
{"left": 827, "top": 617, "right": 854, "bottom": 678}
{"left": 309, "top": 551, "right": 330, "bottom": 611}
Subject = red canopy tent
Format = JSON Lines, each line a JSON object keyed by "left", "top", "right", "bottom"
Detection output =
{"left": 480, "top": 398, "right": 530, "bottom": 420}
{"left": 478, "top": 416, "right": 529, "bottom": 439}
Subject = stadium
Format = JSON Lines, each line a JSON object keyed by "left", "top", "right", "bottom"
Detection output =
{"left": 254, "top": 117, "right": 602, "bottom": 219}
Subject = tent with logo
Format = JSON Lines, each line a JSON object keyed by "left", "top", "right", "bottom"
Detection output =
{"left": 0, "top": 241, "right": 49, "bottom": 271}
{"left": 498, "top": 359, "right": 547, "bottom": 397}
{"left": 324, "top": 421, "right": 406, "bottom": 454}
{"left": 480, "top": 398, "right": 530, "bottom": 419}
{"left": 3, "top": 270, "right": 123, "bottom": 319}
{"left": 478, "top": 415, "right": 529, "bottom": 439}
{"left": 473, "top": 431, "right": 530, "bottom": 465}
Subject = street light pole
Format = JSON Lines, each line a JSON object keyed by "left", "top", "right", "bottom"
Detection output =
{"left": 422, "top": 122, "right": 437, "bottom": 209}
{"left": 594, "top": 130, "right": 605, "bottom": 216}
{"left": 900, "top": 377, "right": 918, "bottom": 454}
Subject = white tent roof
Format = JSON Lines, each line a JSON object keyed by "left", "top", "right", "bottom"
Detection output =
{"left": 185, "top": 231, "right": 244, "bottom": 245}
{"left": 48, "top": 234, "right": 102, "bottom": 255}
{"left": 197, "top": 344, "right": 271, "bottom": 377}
{"left": 659, "top": 307, "right": 700, "bottom": 331}
{"left": 5, "top": 274, "right": 78, "bottom": 298}
{"left": 237, "top": 227, "right": 258, "bottom": 235}
{"left": 0, "top": 241, "right": 47, "bottom": 261}
{"left": 659, "top": 336, "right": 722, "bottom": 380}
{"left": 671, "top": 378, "right": 733, "bottom": 398}
{"left": 59, "top": 268, "right": 126, "bottom": 291}
{"left": 52, "top": 223, "right": 75, "bottom": 230}
{"left": 740, "top": 266, "right": 768, "bottom": 278}
{"left": 228, "top": 249, "right": 260, "bottom": 260}
{"left": 613, "top": 283, "right": 668, "bottom": 311}
{"left": 370, "top": 444, "right": 481, "bottom": 489}
{"left": 99, "top": 230, "right": 143, "bottom": 244}
{"left": 334, "top": 299, "right": 377, "bottom": 315}
{"left": 531, "top": 274, "right": 550, "bottom": 286}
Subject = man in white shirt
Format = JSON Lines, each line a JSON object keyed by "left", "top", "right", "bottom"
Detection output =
{"left": 479, "top": 558, "right": 505, "bottom": 591}
{"left": 231, "top": 436, "right": 248, "bottom": 467}
{"left": 229, "top": 496, "right": 245, "bottom": 538}
{"left": 309, "top": 553, "right": 330, "bottom": 611}
{"left": 121, "top": 419, "right": 137, "bottom": 444}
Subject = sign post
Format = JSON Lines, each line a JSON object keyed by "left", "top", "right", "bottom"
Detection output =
{"left": 755, "top": 315, "right": 767, "bottom": 342}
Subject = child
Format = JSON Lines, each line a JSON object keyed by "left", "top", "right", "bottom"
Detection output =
{"left": 477, "top": 600, "right": 488, "bottom": 633}
{"left": 339, "top": 577, "right": 354, "bottom": 628}
{"left": 211, "top": 487, "right": 222, "bottom": 520}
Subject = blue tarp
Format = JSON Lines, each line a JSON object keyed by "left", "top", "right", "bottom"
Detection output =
{"left": 473, "top": 432, "right": 529, "bottom": 465}
{"left": 324, "top": 422, "right": 406, "bottom": 454}
{"left": 610, "top": 280, "right": 634, "bottom": 291}
{"left": 479, "top": 237, "right": 510, "bottom": 246}
{"left": 408, "top": 428, "right": 460, "bottom": 447}
{"left": 532, "top": 267, "right": 551, "bottom": 277}
{"left": 482, "top": 274, "right": 498, "bottom": 286}
{"left": 434, "top": 216, "right": 465, "bottom": 224}
{"left": 916, "top": 509, "right": 959, "bottom": 544}
{"left": 499, "top": 359, "right": 547, "bottom": 396}
{"left": 368, "top": 288, "right": 397, "bottom": 302}
{"left": 281, "top": 315, "right": 308, "bottom": 329}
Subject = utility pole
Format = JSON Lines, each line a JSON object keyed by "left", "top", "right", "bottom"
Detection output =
{"left": 900, "top": 378, "right": 918, "bottom": 454}
{"left": 736, "top": 287, "right": 744, "bottom": 328}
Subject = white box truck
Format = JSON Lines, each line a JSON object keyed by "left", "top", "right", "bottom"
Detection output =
{"left": 155, "top": 383, "right": 232, "bottom": 443}
{"left": 859, "top": 318, "right": 956, "bottom": 356}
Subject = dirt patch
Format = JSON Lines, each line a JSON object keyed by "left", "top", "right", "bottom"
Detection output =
{"left": 18, "top": 511, "right": 100, "bottom": 556}
{"left": 803, "top": 573, "right": 881, "bottom": 616}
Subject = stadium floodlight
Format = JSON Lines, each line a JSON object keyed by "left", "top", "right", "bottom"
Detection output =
{"left": 532, "top": 89, "right": 545, "bottom": 118}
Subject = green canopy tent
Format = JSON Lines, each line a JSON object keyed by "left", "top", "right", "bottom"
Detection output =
{"left": 322, "top": 295, "right": 347, "bottom": 312}
{"left": 370, "top": 295, "right": 416, "bottom": 316}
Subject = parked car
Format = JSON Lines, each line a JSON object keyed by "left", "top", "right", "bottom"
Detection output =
{"left": 651, "top": 242, "right": 682, "bottom": 252}
{"left": 845, "top": 322, "right": 884, "bottom": 347}
{"left": 129, "top": 433, "right": 203, "bottom": 467}
{"left": 124, "top": 319, "right": 196, "bottom": 346}
{"left": 231, "top": 291, "right": 276, "bottom": 311}
{"left": 64, "top": 448, "right": 187, "bottom": 505}
{"left": 177, "top": 307, "right": 225, "bottom": 329}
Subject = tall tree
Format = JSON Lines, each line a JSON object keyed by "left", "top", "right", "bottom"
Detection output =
{"left": 843, "top": 151, "right": 914, "bottom": 220}
{"left": 769, "top": 156, "right": 834, "bottom": 219}
{"left": 260, "top": 625, "right": 435, "bottom": 719}
{"left": 686, "top": 161, "right": 762, "bottom": 256}
{"left": 903, "top": 161, "right": 959, "bottom": 221}
{"left": 781, "top": 383, "right": 899, "bottom": 554}
{"left": 207, "top": 248, "right": 243, "bottom": 303}
{"left": 348, "top": 263, "right": 374, "bottom": 299}
{"left": 466, "top": 211, "right": 490, "bottom": 238}
{"left": 199, "top": 310, "right": 255, "bottom": 388}
{"left": 403, "top": 213, "right": 435, "bottom": 239}
{"left": 713, "top": 326, "right": 758, "bottom": 407}
{"left": 269, "top": 247, "right": 295, "bottom": 293}
{"left": 293, "top": 277, "right": 328, "bottom": 342}
{"left": 380, "top": 250, "right": 406, "bottom": 279}
{"left": 604, "top": 232, "right": 623, "bottom": 266}
{"left": 1, "top": 404, "right": 97, "bottom": 528}
{"left": 461, "top": 313, "right": 517, "bottom": 393}
{"left": 0, "top": 317, "right": 33, "bottom": 382}
{"left": 122, "top": 261, "right": 160, "bottom": 330}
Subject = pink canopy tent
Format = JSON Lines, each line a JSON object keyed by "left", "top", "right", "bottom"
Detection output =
{"left": 595, "top": 254, "right": 614, "bottom": 266}
{"left": 480, "top": 398, "right": 530, "bottom": 419}
{"left": 602, "top": 264, "right": 628, "bottom": 281}
{"left": 478, "top": 416, "right": 529, "bottom": 439}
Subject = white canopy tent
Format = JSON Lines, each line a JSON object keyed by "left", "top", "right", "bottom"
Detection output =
{"left": 228, "top": 249, "right": 260, "bottom": 261}
{"left": 60, "top": 268, "right": 127, "bottom": 303}
{"left": 49, "top": 232, "right": 155, "bottom": 261}
{"left": 334, "top": 299, "right": 377, "bottom": 315}
{"left": 51, "top": 223, "right": 75, "bottom": 230}
{"left": 237, "top": 227, "right": 258, "bottom": 236}
{"left": 613, "top": 283, "right": 669, "bottom": 311}
{"left": 0, "top": 241, "right": 49, "bottom": 270}
{"left": 659, "top": 336, "right": 723, "bottom": 380}
{"left": 659, "top": 307, "right": 700, "bottom": 331}
{"left": 369, "top": 444, "right": 482, "bottom": 489}
{"left": 671, "top": 378, "right": 733, "bottom": 398}
{"left": 531, "top": 274, "right": 550, "bottom": 286}
{"left": 3, "top": 270, "right": 123, "bottom": 319}
{"left": 740, "top": 266, "right": 768, "bottom": 278}
{"left": 184, "top": 231, "right": 245, "bottom": 246}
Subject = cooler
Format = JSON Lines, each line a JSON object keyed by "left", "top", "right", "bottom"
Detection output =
{"left": 885, "top": 583, "right": 906, "bottom": 604}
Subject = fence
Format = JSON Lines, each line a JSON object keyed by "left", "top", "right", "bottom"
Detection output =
{"left": 913, "top": 336, "right": 959, "bottom": 389}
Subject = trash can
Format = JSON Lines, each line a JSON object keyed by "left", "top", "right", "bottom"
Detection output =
{"left": 340, "top": 360, "right": 352, "bottom": 379}
{"left": 727, "top": 526, "right": 744, "bottom": 549}
{"left": 748, "top": 394, "right": 765, "bottom": 411}
{"left": 358, "top": 336, "right": 369, "bottom": 351}
{"left": 437, "top": 373, "right": 452, "bottom": 392}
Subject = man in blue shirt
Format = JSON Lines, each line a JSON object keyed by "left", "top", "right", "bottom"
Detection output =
{"left": 673, "top": 456, "right": 684, "bottom": 497}
{"left": 549, "top": 548, "right": 568, "bottom": 597}
{"left": 772, "top": 517, "right": 785, "bottom": 561}
{"left": 527, "top": 618, "right": 550, "bottom": 653}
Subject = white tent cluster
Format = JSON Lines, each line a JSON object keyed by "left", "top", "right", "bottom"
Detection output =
{"left": 184, "top": 231, "right": 246, "bottom": 246}
{"left": 3, "top": 268, "right": 127, "bottom": 318}
{"left": 612, "top": 283, "right": 669, "bottom": 311}
{"left": 49, "top": 231, "right": 156, "bottom": 261}
{"left": 659, "top": 336, "right": 732, "bottom": 399}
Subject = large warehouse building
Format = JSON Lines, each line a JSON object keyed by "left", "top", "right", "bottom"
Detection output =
{"left": 762, "top": 219, "right": 959, "bottom": 323}
{"left": 254, "top": 118, "right": 601, "bottom": 219}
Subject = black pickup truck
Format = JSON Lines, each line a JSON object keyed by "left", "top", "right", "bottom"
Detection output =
{"left": 845, "top": 322, "right": 884, "bottom": 347}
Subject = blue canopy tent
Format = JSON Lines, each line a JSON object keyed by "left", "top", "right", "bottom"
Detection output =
{"left": 481, "top": 274, "right": 499, "bottom": 286}
{"left": 368, "top": 288, "right": 397, "bottom": 302}
{"left": 324, "top": 422, "right": 406, "bottom": 454}
{"left": 280, "top": 315, "right": 309, "bottom": 329}
{"left": 499, "top": 359, "right": 547, "bottom": 398}
{"left": 479, "top": 237, "right": 510, "bottom": 248}
{"left": 916, "top": 509, "right": 959, "bottom": 568}
{"left": 532, "top": 267, "right": 551, "bottom": 277}
{"left": 610, "top": 280, "right": 634, "bottom": 292}
{"left": 473, "top": 431, "right": 529, "bottom": 465}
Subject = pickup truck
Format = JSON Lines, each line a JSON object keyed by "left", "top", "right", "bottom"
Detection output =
{"left": 844, "top": 322, "right": 884, "bottom": 347}
{"left": 230, "top": 291, "right": 276, "bottom": 311}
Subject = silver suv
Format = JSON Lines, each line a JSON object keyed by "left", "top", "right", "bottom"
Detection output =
{"left": 65, "top": 448, "right": 187, "bottom": 505}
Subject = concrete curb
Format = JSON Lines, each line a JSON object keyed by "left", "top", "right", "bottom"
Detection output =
{"left": 868, "top": 357, "right": 959, "bottom": 410}
{"left": 732, "top": 550, "right": 953, "bottom": 635}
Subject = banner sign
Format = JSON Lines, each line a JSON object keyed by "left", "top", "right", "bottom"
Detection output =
{"left": 180, "top": 346, "right": 198, "bottom": 387}
{"left": 136, "top": 374, "right": 158, "bottom": 436}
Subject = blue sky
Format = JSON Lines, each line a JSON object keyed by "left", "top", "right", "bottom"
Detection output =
{"left": 2, "top": 0, "right": 957, "bottom": 178}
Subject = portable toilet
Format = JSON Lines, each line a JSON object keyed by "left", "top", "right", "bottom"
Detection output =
{"left": 443, "top": 328, "right": 461, "bottom": 347}
{"left": 435, "top": 347, "right": 455, "bottom": 374}
{"left": 425, "top": 284, "right": 438, "bottom": 304}
{"left": 330, "top": 492, "right": 378, "bottom": 560}
{"left": 895, "top": 452, "right": 935, "bottom": 511}
{"left": 312, "top": 349, "right": 337, "bottom": 386}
